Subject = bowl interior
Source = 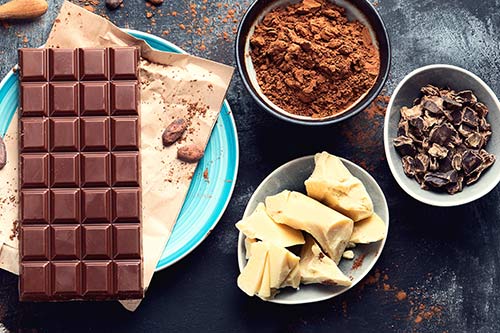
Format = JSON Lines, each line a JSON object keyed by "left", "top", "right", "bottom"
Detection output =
{"left": 237, "top": 0, "right": 390, "bottom": 124}
{"left": 237, "top": 155, "right": 389, "bottom": 304}
{"left": 385, "top": 65, "right": 500, "bottom": 206}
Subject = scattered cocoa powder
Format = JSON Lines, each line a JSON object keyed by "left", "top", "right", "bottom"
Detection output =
{"left": 250, "top": 0, "right": 380, "bottom": 118}
{"left": 396, "top": 290, "right": 407, "bottom": 301}
{"left": 351, "top": 253, "right": 366, "bottom": 270}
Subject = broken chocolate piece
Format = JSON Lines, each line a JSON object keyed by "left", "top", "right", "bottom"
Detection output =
{"left": 420, "top": 84, "right": 440, "bottom": 96}
{"left": 400, "top": 105, "right": 423, "bottom": 120}
{"left": 428, "top": 143, "right": 448, "bottom": 159}
{"left": 442, "top": 95, "right": 462, "bottom": 110}
{"left": 422, "top": 96, "right": 443, "bottom": 114}
{"left": 393, "top": 136, "right": 416, "bottom": 157}
{"left": 457, "top": 90, "right": 477, "bottom": 105}
{"left": 465, "top": 132, "right": 484, "bottom": 149}
{"left": 424, "top": 170, "right": 458, "bottom": 188}
{"left": 461, "top": 150, "right": 482, "bottom": 175}
{"left": 462, "top": 107, "right": 479, "bottom": 127}
{"left": 429, "top": 124, "right": 455, "bottom": 146}
{"left": 473, "top": 102, "right": 488, "bottom": 117}
{"left": 402, "top": 156, "right": 416, "bottom": 177}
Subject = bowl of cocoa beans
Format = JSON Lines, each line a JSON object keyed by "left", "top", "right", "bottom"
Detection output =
{"left": 235, "top": 0, "right": 390, "bottom": 125}
{"left": 384, "top": 64, "right": 500, "bottom": 207}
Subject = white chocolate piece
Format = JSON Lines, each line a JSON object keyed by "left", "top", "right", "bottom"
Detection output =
{"left": 237, "top": 242, "right": 268, "bottom": 296}
{"left": 267, "top": 243, "right": 300, "bottom": 289}
{"left": 305, "top": 152, "right": 374, "bottom": 222}
{"left": 236, "top": 203, "right": 305, "bottom": 248}
{"left": 280, "top": 261, "right": 301, "bottom": 289}
{"left": 299, "top": 236, "right": 352, "bottom": 287}
{"left": 265, "top": 190, "right": 353, "bottom": 264}
{"left": 342, "top": 250, "right": 355, "bottom": 260}
{"left": 350, "top": 213, "right": 386, "bottom": 244}
{"left": 257, "top": 256, "right": 271, "bottom": 299}
{"left": 244, "top": 237, "right": 257, "bottom": 259}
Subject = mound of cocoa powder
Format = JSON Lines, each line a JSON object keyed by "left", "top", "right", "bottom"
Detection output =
{"left": 250, "top": 0, "right": 380, "bottom": 118}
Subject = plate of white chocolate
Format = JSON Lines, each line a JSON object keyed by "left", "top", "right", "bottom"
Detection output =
{"left": 236, "top": 152, "right": 389, "bottom": 304}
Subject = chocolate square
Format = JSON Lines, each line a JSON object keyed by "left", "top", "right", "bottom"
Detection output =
{"left": 21, "top": 153, "right": 49, "bottom": 188}
{"left": 111, "top": 117, "right": 139, "bottom": 150}
{"left": 82, "top": 225, "right": 112, "bottom": 259}
{"left": 113, "top": 225, "right": 140, "bottom": 259}
{"left": 82, "top": 261, "right": 113, "bottom": 296}
{"left": 111, "top": 152, "right": 139, "bottom": 186}
{"left": 51, "top": 225, "right": 81, "bottom": 260}
{"left": 115, "top": 261, "right": 141, "bottom": 296}
{"left": 110, "top": 82, "right": 138, "bottom": 115}
{"left": 50, "top": 189, "right": 80, "bottom": 224}
{"left": 49, "top": 49, "right": 78, "bottom": 81}
{"left": 112, "top": 189, "right": 140, "bottom": 222}
{"left": 49, "top": 82, "right": 79, "bottom": 116}
{"left": 50, "top": 153, "right": 80, "bottom": 187}
{"left": 20, "top": 83, "right": 48, "bottom": 116}
{"left": 81, "top": 117, "right": 109, "bottom": 151}
{"left": 79, "top": 48, "right": 108, "bottom": 80}
{"left": 81, "top": 189, "right": 111, "bottom": 223}
{"left": 19, "top": 49, "right": 47, "bottom": 81}
{"left": 81, "top": 152, "right": 110, "bottom": 187}
{"left": 20, "top": 118, "right": 48, "bottom": 152}
{"left": 110, "top": 47, "right": 139, "bottom": 80}
{"left": 21, "top": 226, "right": 50, "bottom": 260}
{"left": 80, "top": 82, "right": 109, "bottom": 116}
{"left": 21, "top": 189, "right": 49, "bottom": 223}
{"left": 51, "top": 262, "right": 81, "bottom": 297}
{"left": 49, "top": 118, "right": 79, "bottom": 152}
{"left": 20, "top": 262, "right": 50, "bottom": 300}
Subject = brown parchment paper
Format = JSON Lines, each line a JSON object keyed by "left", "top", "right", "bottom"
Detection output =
{"left": 0, "top": 1, "right": 233, "bottom": 311}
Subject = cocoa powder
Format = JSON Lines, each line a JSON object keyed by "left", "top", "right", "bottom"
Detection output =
{"left": 250, "top": 0, "right": 380, "bottom": 118}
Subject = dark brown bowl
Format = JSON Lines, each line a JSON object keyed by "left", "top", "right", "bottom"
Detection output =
{"left": 235, "top": 0, "right": 391, "bottom": 126}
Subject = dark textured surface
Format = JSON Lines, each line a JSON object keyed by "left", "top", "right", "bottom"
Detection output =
{"left": 1, "top": 0, "right": 500, "bottom": 331}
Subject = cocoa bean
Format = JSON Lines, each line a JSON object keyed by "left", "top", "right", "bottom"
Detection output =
{"left": 177, "top": 144, "right": 204, "bottom": 163}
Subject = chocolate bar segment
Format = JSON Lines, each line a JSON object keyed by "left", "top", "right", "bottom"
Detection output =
{"left": 18, "top": 47, "right": 143, "bottom": 302}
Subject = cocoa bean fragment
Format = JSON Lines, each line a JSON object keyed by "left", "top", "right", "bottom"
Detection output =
{"left": 177, "top": 144, "right": 204, "bottom": 163}
{"left": 162, "top": 118, "right": 187, "bottom": 146}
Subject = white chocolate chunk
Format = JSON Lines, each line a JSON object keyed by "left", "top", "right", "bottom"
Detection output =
{"left": 236, "top": 202, "right": 305, "bottom": 248}
{"left": 237, "top": 242, "right": 268, "bottom": 296}
{"left": 280, "top": 262, "right": 301, "bottom": 289}
{"left": 267, "top": 243, "right": 300, "bottom": 289}
{"left": 257, "top": 256, "right": 271, "bottom": 299}
{"left": 342, "top": 250, "right": 355, "bottom": 260}
{"left": 265, "top": 190, "right": 353, "bottom": 264}
{"left": 305, "top": 152, "right": 374, "bottom": 222}
{"left": 350, "top": 213, "right": 386, "bottom": 244}
{"left": 244, "top": 237, "right": 257, "bottom": 259}
{"left": 299, "top": 235, "right": 352, "bottom": 287}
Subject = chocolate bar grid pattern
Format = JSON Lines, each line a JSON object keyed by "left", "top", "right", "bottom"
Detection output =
{"left": 18, "top": 48, "right": 143, "bottom": 301}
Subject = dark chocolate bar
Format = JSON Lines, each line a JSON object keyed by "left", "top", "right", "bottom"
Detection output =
{"left": 18, "top": 47, "right": 143, "bottom": 301}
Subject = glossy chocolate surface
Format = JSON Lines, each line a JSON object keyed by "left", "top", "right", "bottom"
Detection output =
{"left": 18, "top": 47, "right": 143, "bottom": 302}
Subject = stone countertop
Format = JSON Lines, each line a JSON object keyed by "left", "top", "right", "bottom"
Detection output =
{"left": 1, "top": 0, "right": 500, "bottom": 332}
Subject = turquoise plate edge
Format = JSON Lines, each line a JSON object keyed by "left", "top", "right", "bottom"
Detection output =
{"left": 0, "top": 29, "right": 239, "bottom": 272}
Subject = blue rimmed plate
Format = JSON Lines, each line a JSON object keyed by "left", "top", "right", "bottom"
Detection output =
{"left": 0, "top": 29, "right": 239, "bottom": 271}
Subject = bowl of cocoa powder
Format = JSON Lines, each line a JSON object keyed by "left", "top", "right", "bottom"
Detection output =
{"left": 236, "top": 0, "right": 390, "bottom": 125}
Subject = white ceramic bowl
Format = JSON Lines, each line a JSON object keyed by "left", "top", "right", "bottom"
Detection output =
{"left": 237, "top": 155, "right": 389, "bottom": 304}
{"left": 384, "top": 64, "right": 500, "bottom": 207}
